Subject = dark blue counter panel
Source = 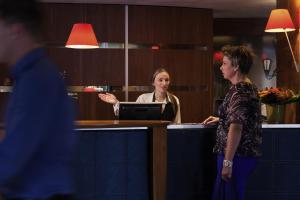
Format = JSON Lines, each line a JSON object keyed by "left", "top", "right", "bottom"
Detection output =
{"left": 73, "top": 129, "right": 150, "bottom": 200}
{"left": 247, "top": 128, "right": 300, "bottom": 200}
{"left": 74, "top": 127, "right": 300, "bottom": 200}
{"left": 167, "top": 128, "right": 216, "bottom": 200}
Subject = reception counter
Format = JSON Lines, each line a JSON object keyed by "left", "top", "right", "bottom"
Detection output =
{"left": 76, "top": 120, "right": 169, "bottom": 200}
{"left": 73, "top": 122, "right": 300, "bottom": 200}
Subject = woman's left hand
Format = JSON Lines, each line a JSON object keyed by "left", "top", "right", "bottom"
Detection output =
{"left": 201, "top": 116, "right": 219, "bottom": 125}
{"left": 221, "top": 166, "right": 232, "bottom": 181}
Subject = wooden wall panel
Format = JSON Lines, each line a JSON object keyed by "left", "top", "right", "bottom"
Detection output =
{"left": 214, "top": 18, "right": 268, "bottom": 36}
{"left": 129, "top": 6, "right": 212, "bottom": 44}
{"left": 87, "top": 5, "right": 125, "bottom": 43}
{"left": 128, "top": 49, "right": 155, "bottom": 85}
{"left": 276, "top": 0, "right": 299, "bottom": 91}
{"left": 41, "top": 3, "right": 125, "bottom": 44}
{"left": 41, "top": 3, "right": 82, "bottom": 44}
{"left": 177, "top": 92, "right": 212, "bottom": 122}
{"left": 47, "top": 48, "right": 124, "bottom": 85}
{"left": 154, "top": 50, "right": 212, "bottom": 86}
{"left": 0, "top": 4, "right": 213, "bottom": 122}
{"left": 40, "top": 3, "right": 125, "bottom": 120}
{"left": 76, "top": 92, "right": 124, "bottom": 120}
{"left": 128, "top": 6, "right": 213, "bottom": 122}
{"left": 276, "top": 0, "right": 300, "bottom": 123}
{"left": 129, "top": 49, "right": 212, "bottom": 85}
{"left": 46, "top": 48, "right": 81, "bottom": 85}
{"left": 81, "top": 49, "right": 124, "bottom": 85}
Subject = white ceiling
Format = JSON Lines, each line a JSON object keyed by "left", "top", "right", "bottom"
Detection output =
{"left": 41, "top": 0, "right": 276, "bottom": 18}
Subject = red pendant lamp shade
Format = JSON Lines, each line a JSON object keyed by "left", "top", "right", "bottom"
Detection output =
{"left": 264, "top": 9, "right": 299, "bottom": 72}
{"left": 65, "top": 23, "right": 99, "bottom": 49}
{"left": 265, "top": 9, "right": 295, "bottom": 32}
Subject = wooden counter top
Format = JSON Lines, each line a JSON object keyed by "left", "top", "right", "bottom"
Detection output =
{"left": 76, "top": 120, "right": 170, "bottom": 128}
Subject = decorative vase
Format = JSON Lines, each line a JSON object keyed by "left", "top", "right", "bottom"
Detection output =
{"left": 266, "top": 104, "right": 285, "bottom": 124}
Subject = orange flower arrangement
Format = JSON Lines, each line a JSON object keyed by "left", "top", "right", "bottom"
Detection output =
{"left": 258, "top": 87, "right": 300, "bottom": 105}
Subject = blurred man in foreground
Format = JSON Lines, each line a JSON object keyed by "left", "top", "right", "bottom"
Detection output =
{"left": 0, "top": 0, "right": 77, "bottom": 199}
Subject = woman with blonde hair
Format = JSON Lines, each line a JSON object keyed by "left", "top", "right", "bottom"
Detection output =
{"left": 99, "top": 68, "right": 181, "bottom": 123}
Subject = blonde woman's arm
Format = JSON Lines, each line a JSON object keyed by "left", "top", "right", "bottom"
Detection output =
{"left": 173, "top": 96, "right": 181, "bottom": 123}
{"left": 98, "top": 93, "right": 120, "bottom": 116}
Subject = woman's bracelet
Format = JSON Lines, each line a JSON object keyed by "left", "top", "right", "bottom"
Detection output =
{"left": 223, "top": 160, "right": 233, "bottom": 168}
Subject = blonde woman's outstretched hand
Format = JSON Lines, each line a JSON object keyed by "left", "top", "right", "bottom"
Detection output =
{"left": 201, "top": 116, "right": 220, "bottom": 125}
{"left": 98, "top": 93, "right": 119, "bottom": 105}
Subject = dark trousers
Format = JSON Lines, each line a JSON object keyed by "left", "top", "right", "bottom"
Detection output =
{"left": 212, "top": 155, "right": 257, "bottom": 200}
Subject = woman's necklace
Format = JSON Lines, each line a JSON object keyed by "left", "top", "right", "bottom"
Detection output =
{"left": 155, "top": 93, "right": 166, "bottom": 102}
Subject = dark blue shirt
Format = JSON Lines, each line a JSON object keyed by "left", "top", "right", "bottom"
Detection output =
{"left": 0, "top": 48, "right": 77, "bottom": 198}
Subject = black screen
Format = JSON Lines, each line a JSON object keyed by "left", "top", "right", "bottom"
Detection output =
{"left": 119, "top": 102, "right": 162, "bottom": 120}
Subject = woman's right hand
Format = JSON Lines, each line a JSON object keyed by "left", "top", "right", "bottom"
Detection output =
{"left": 201, "top": 116, "right": 220, "bottom": 125}
{"left": 98, "top": 93, "right": 119, "bottom": 105}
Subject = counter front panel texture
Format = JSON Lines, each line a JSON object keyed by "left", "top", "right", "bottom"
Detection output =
{"left": 73, "top": 124, "right": 300, "bottom": 200}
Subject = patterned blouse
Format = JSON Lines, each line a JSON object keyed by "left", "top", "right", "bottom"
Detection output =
{"left": 213, "top": 82, "right": 262, "bottom": 157}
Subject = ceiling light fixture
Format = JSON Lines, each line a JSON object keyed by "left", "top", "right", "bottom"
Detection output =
{"left": 65, "top": 23, "right": 99, "bottom": 49}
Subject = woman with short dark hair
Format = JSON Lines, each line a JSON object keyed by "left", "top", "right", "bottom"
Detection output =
{"left": 202, "top": 45, "right": 262, "bottom": 200}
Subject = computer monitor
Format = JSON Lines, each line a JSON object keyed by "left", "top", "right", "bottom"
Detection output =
{"left": 118, "top": 102, "right": 163, "bottom": 120}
